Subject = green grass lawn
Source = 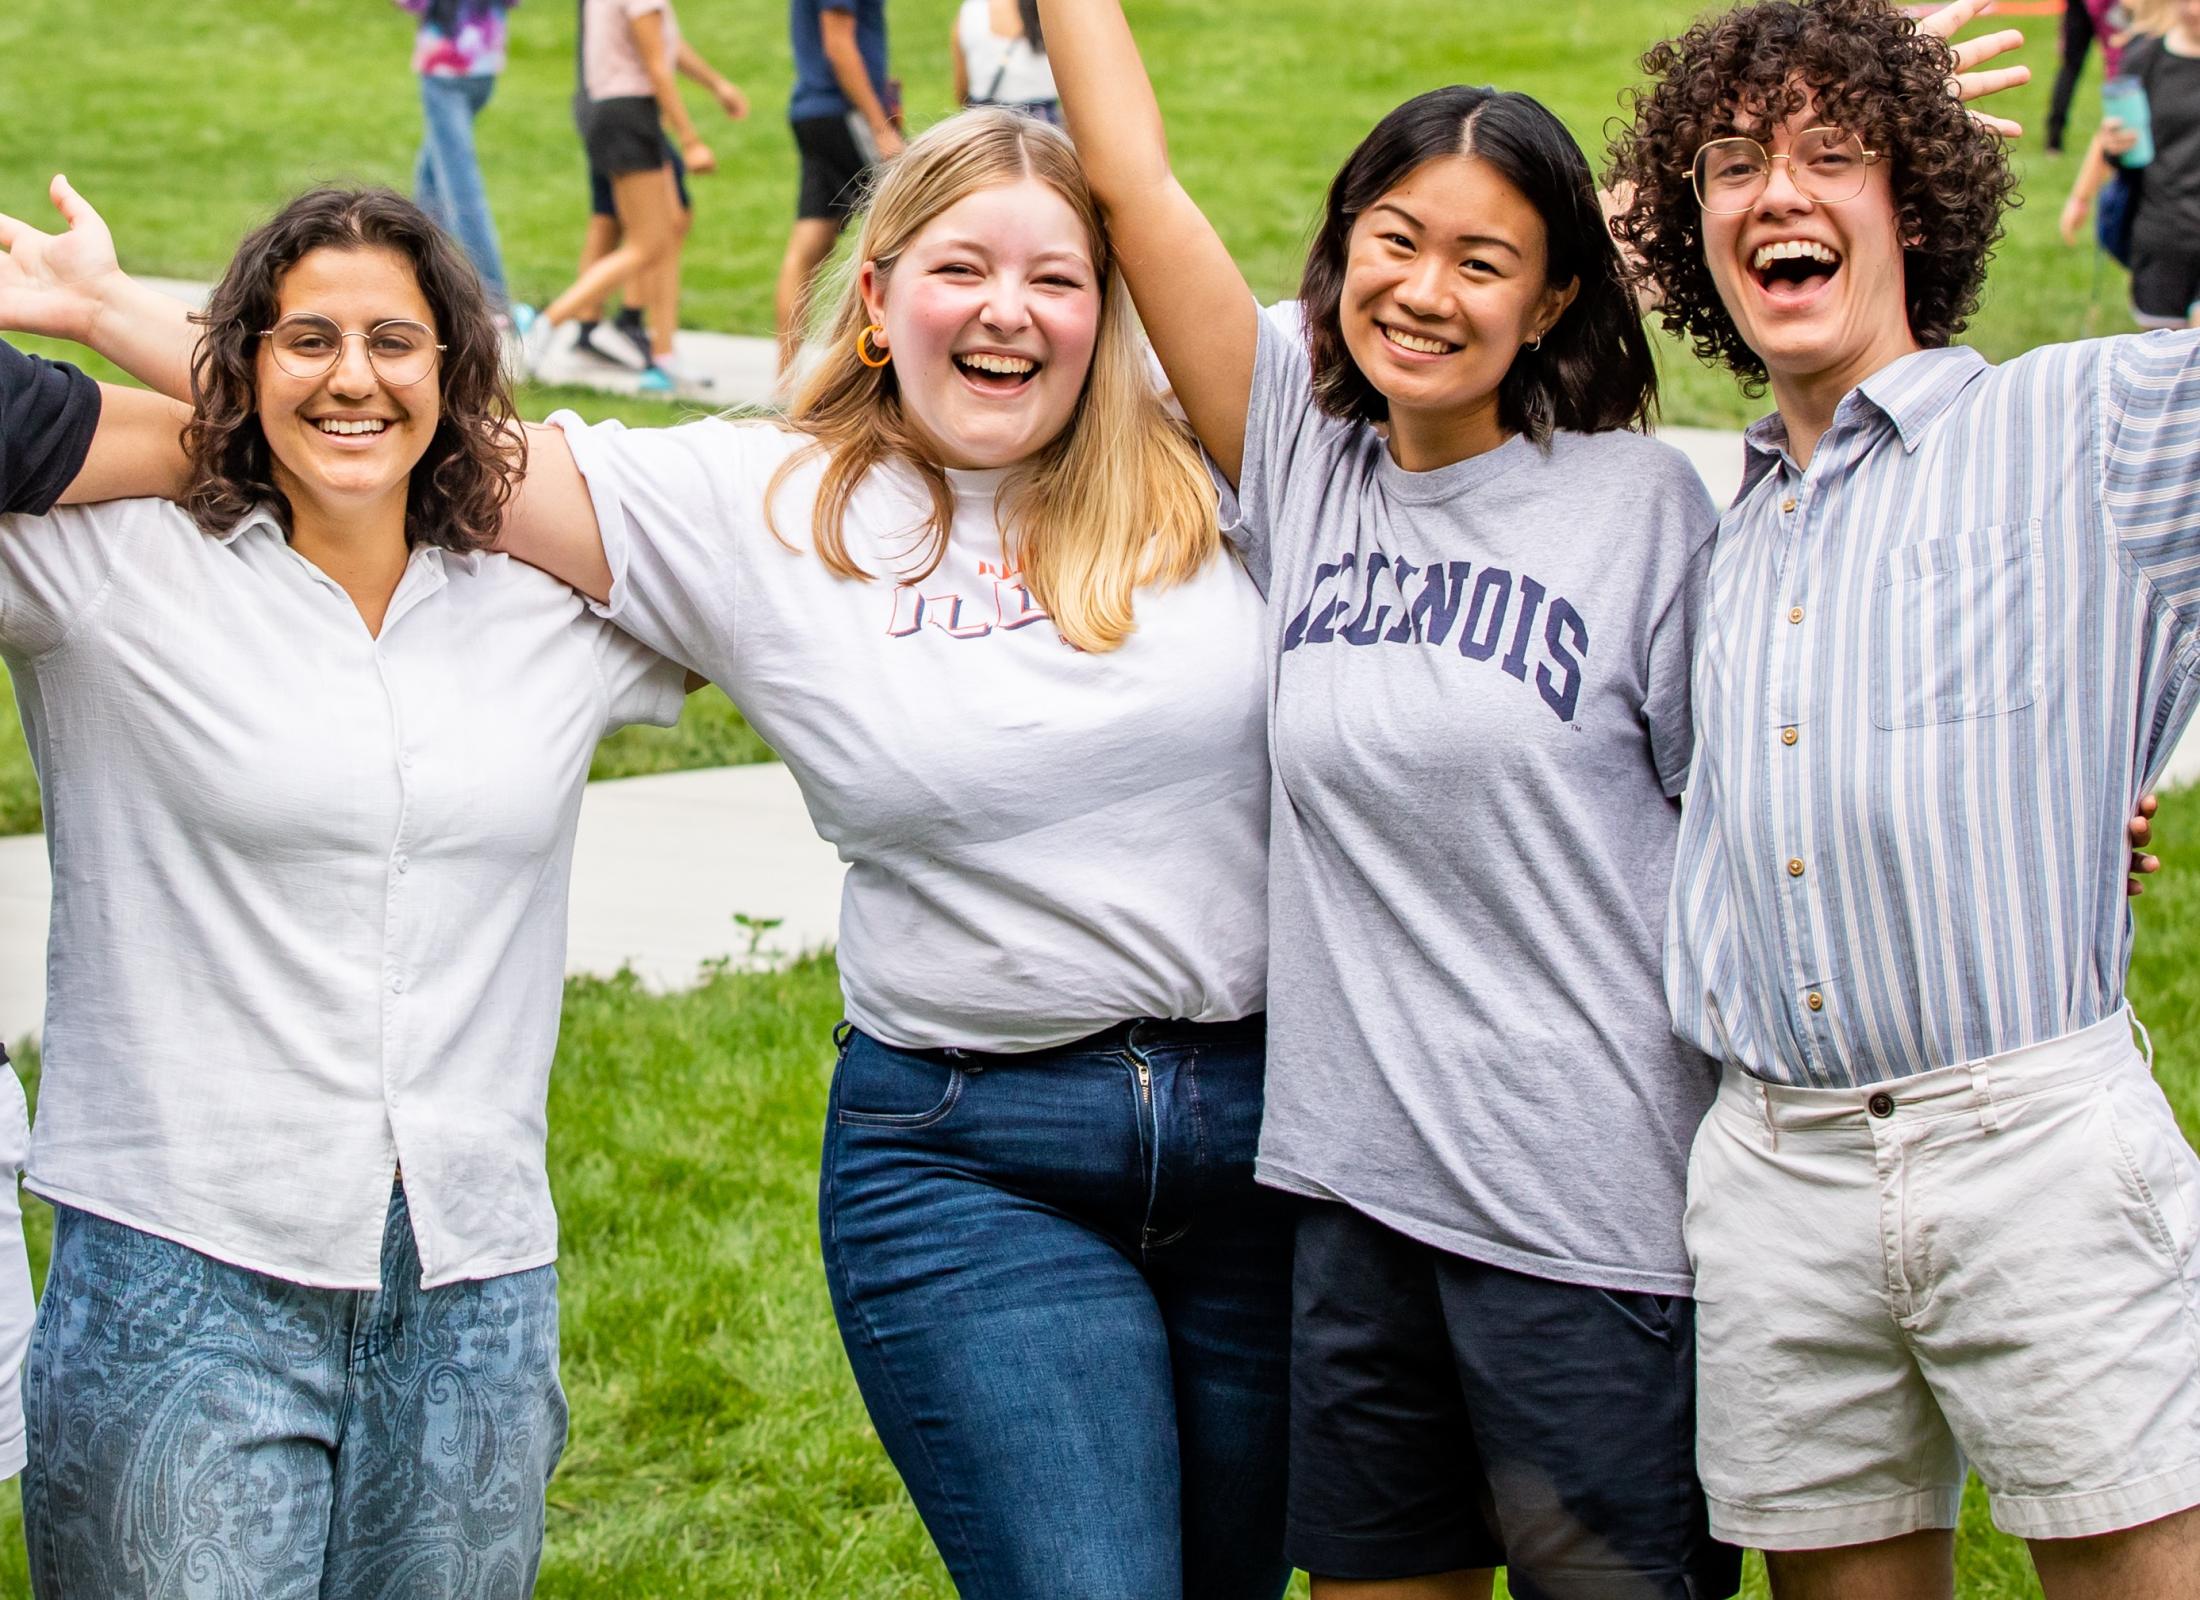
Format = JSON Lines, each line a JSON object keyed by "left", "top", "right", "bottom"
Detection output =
{"left": 0, "top": 795, "right": 2183, "bottom": 1598}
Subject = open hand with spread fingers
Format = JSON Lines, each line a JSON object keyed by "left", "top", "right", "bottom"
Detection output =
{"left": 0, "top": 174, "right": 125, "bottom": 346}
{"left": 1919, "top": 0, "right": 2033, "bottom": 138}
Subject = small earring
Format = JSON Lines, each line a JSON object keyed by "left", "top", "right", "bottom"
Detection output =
{"left": 856, "top": 323, "right": 891, "bottom": 368}
{"left": 1526, "top": 333, "right": 1544, "bottom": 352}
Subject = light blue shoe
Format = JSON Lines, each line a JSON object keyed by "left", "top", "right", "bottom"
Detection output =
{"left": 636, "top": 365, "right": 675, "bottom": 396}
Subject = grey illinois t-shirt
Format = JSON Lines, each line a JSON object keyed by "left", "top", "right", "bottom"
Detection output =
{"left": 1230, "top": 312, "right": 1719, "bottom": 1295}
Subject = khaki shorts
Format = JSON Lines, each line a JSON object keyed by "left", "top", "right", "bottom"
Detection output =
{"left": 1687, "top": 1010, "right": 2200, "bottom": 1549}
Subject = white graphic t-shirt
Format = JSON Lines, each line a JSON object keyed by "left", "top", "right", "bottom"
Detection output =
{"left": 553, "top": 412, "right": 1271, "bottom": 1051}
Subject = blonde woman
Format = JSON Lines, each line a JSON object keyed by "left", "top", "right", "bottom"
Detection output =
{"left": 517, "top": 108, "right": 1287, "bottom": 1600}
{"left": 13, "top": 110, "right": 1289, "bottom": 1597}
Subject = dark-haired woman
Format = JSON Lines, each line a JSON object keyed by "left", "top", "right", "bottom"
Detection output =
{"left": 0, "top": 186, "right": 683, "bottom": 1595}
{"left": 952, "top": 0, "right": 1058, "bottom": 123}
{"left": 1042, "top": 6, "right": 1740, "bottom": 1597}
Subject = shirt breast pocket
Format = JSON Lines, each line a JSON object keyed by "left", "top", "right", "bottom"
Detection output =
{"left": 1870, "top": 520, "right": 2042, "bottom": 731}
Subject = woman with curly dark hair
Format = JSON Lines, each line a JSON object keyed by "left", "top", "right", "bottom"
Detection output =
{"left": 0, "top": 184, "right": 685, "bottom": 1596}
{"left": 1611, "top": 3, "right": 2200, "bottom": 1596}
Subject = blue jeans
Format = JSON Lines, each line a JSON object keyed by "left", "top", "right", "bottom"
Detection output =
{"left": 23, "top": 1185, "right": 566, "bottom": 1599}
{"left": 821, "top": 1016, "right": 1295, "bottom": 1600}
{"left": 414, "top": 73, "right": 509, "bottom": 310}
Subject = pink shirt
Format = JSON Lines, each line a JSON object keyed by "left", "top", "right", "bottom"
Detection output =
{"left": 582, "top": 0, "right": 678, "bottom": 101}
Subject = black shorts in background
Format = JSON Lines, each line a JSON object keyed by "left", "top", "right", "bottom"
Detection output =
{"left": 589, "top": 140, "right": 690, "bottom": 218}
{"left": 1287, "top": 1200, "right": 1742, "bottom": 1597}
{"left": 582, "top": 95, "right": 671, "bottom": 178}
{"left": 792, "top": 114, "right": 875, "bottom": 223}
{"left": 2130, "top": 241, "right": 2200, "bottom": 326}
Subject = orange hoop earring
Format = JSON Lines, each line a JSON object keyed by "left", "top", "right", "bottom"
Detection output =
{"left": 856, "top": 323, "right": 892, "bottom": 368}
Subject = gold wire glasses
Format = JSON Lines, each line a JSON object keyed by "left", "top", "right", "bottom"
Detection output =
{"left": 1689, "top": 129, "right": 1883, "bottom": 214}
{"left": 258, "top": 314, "right": 445, "bottom": 386}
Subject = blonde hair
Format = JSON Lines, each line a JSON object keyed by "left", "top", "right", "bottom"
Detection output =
{"left": 766, "top": 108, "right": 1220, "bottom": 653}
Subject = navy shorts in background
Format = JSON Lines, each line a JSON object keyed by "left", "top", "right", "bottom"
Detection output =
{"left": 1288, "top": 1200, "right": 1742, "bottom": 1600}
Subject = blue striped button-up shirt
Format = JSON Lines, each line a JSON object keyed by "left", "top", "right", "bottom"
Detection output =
{"left": 1668, "top": 334, "right": 2200, "bottom": 1088}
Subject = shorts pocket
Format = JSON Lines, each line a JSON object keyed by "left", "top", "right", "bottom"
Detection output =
{"left": 832, "top": 1037, "right": 966, "bottom": 1129}
{"left": 1870, "top": 521, "right": 2041, "bottom": 730}
{"left": 1596, "top": 1287, "right": 1685, "bottom": 1345}
{"left": 2104, "top": 1074, "right": 2200, "bottom": 1275}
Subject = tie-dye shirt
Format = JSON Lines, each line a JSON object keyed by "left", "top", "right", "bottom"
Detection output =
{"left": 399, "top": 0, "right": 516, "bottom": 78}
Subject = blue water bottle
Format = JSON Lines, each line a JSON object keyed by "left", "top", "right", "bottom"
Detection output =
{"left": 2103, "top": 74, "right": 2156, "bottom": 167}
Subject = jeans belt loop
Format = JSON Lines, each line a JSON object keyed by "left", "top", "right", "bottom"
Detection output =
{"left": 1759, "top": 1078, "right": 1779, "bottom": 1152}
{"left": 1971, "top": 1059, "right": 2000, "bottom": 1133}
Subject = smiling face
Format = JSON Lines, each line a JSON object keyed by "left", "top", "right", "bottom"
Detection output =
{"left": 1699, "top": 103, "right": 1919, "bottom": 404}
{"left": 858, "top": 177, "right": 1102, "bottom": 471}
{"left": 1339, "top": 153, "right": 1575, "bottom": 463}
{"left": 256, "top": 244, "right": 441, "bottom": 527}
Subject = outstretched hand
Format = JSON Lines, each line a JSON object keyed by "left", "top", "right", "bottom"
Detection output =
{"left": 1919, "top": 0, "right": 2032, "bottom": 138}
{"left": 0, "top": 175, "right": 126, "bottom": 345}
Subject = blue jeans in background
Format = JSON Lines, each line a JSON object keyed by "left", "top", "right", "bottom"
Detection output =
{"left": 821, "top": 1016, "right": 1295, "bottom": 1600}
{"left": 415, "top": 73, "right": 509, "bottom": 312}
{"left": 23, "top": 1185, "right": 566, "bottom": 1599}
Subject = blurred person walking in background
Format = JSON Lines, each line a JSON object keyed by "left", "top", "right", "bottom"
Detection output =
{"left": 400, "top": 0, "right": 524, "bottom": 323}
{"left": 954, "top": 0, "right": 1057, "bottom": 124}
{"left": 521, "top": 0, "right": 729, "bottom": 392}
{"left": 567, "top": 21, "right": 747, "bottom": 391}
{"left": 774, "top": 0, "right": 897, "bottom": 373}
{"left": 2048, "top": 1, "right": 2130, "bottom": 154}
{"left": 2061, "top": 0, "right": 2200, "bottom": 328}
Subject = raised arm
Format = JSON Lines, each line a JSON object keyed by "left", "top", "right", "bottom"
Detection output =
{"left": 1037, "top": 0, "right": 1258, "bottom": 485}
{"left": 0, "top": 178, "right": 197, "bottom": 403}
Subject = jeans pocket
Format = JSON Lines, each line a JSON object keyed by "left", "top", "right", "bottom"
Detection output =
{"left": 1870, "top": 520, "right": 2041, "bottom": 730}
{"left": 833, "top": 1034, "right": 967, "bottom": 1129}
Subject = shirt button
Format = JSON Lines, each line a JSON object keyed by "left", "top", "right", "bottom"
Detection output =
{"left": 1787, "top": 858, "right": 1806, "bottom": 878}
{"left": 394, "top": 854, "right": 410, "bottom": 874}
{"left": 389, "top": 974, "right": 406, "bottom": 994}
{"left": 1806, "top": 991, "right": 1825, "bottom": 1011}
{"left": 1867, "top": 1091, "right": 1896, "bottom": 1118}
{"left": 1781, "top": 727, "right": 1799, "bottom": 746}
{"left": 1788, "top": 605, "right": 1805, "bottom": 624}
{"left": 1781, "top": 496, "right": 1798, "bottom": 514}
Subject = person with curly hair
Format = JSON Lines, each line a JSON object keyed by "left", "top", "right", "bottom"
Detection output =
{"left": 0, "top": 183, "right": 686, "bottom": 1595}
{"left": 1609, "top": 1, "right": 2200, "bottom": 1594}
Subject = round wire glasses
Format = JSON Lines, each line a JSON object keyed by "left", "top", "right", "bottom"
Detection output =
{"left": 258, "top": 314, "right": 446, "bottom": 386}
{"left": 1690, "top": 128, "right": 1883, "bottom": 215}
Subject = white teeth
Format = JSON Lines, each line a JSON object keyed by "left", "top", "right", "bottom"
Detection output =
{"left": 1385, "top": 327, "right": 1455, "bottom": 355}
{"left": 314, "top": 418, "right": 388, "bottom": 436}
{"left": 958, "top": 353, "right": 1037, "bottom": 376}
{"left": 1751, "top": 240, "right": 1841, "bottom": 271}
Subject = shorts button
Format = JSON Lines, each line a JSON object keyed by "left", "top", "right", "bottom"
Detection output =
{"left": 1867, "top": 1091, "right": 1895, "bottom": 1118}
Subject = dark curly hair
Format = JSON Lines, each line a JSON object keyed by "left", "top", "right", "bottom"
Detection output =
{"left": 1302, "top": 86, "right": 1657, "bottom": 442}
{"left": 1606, "top": 0, "right": 2018, "bottom": 389}
{"left": 183, "top": 186, "right": 520, "bottom": 551}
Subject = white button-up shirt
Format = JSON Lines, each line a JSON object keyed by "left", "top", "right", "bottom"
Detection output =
{"left": 0, "top": 499, "right": 684, "bottom": 1288}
